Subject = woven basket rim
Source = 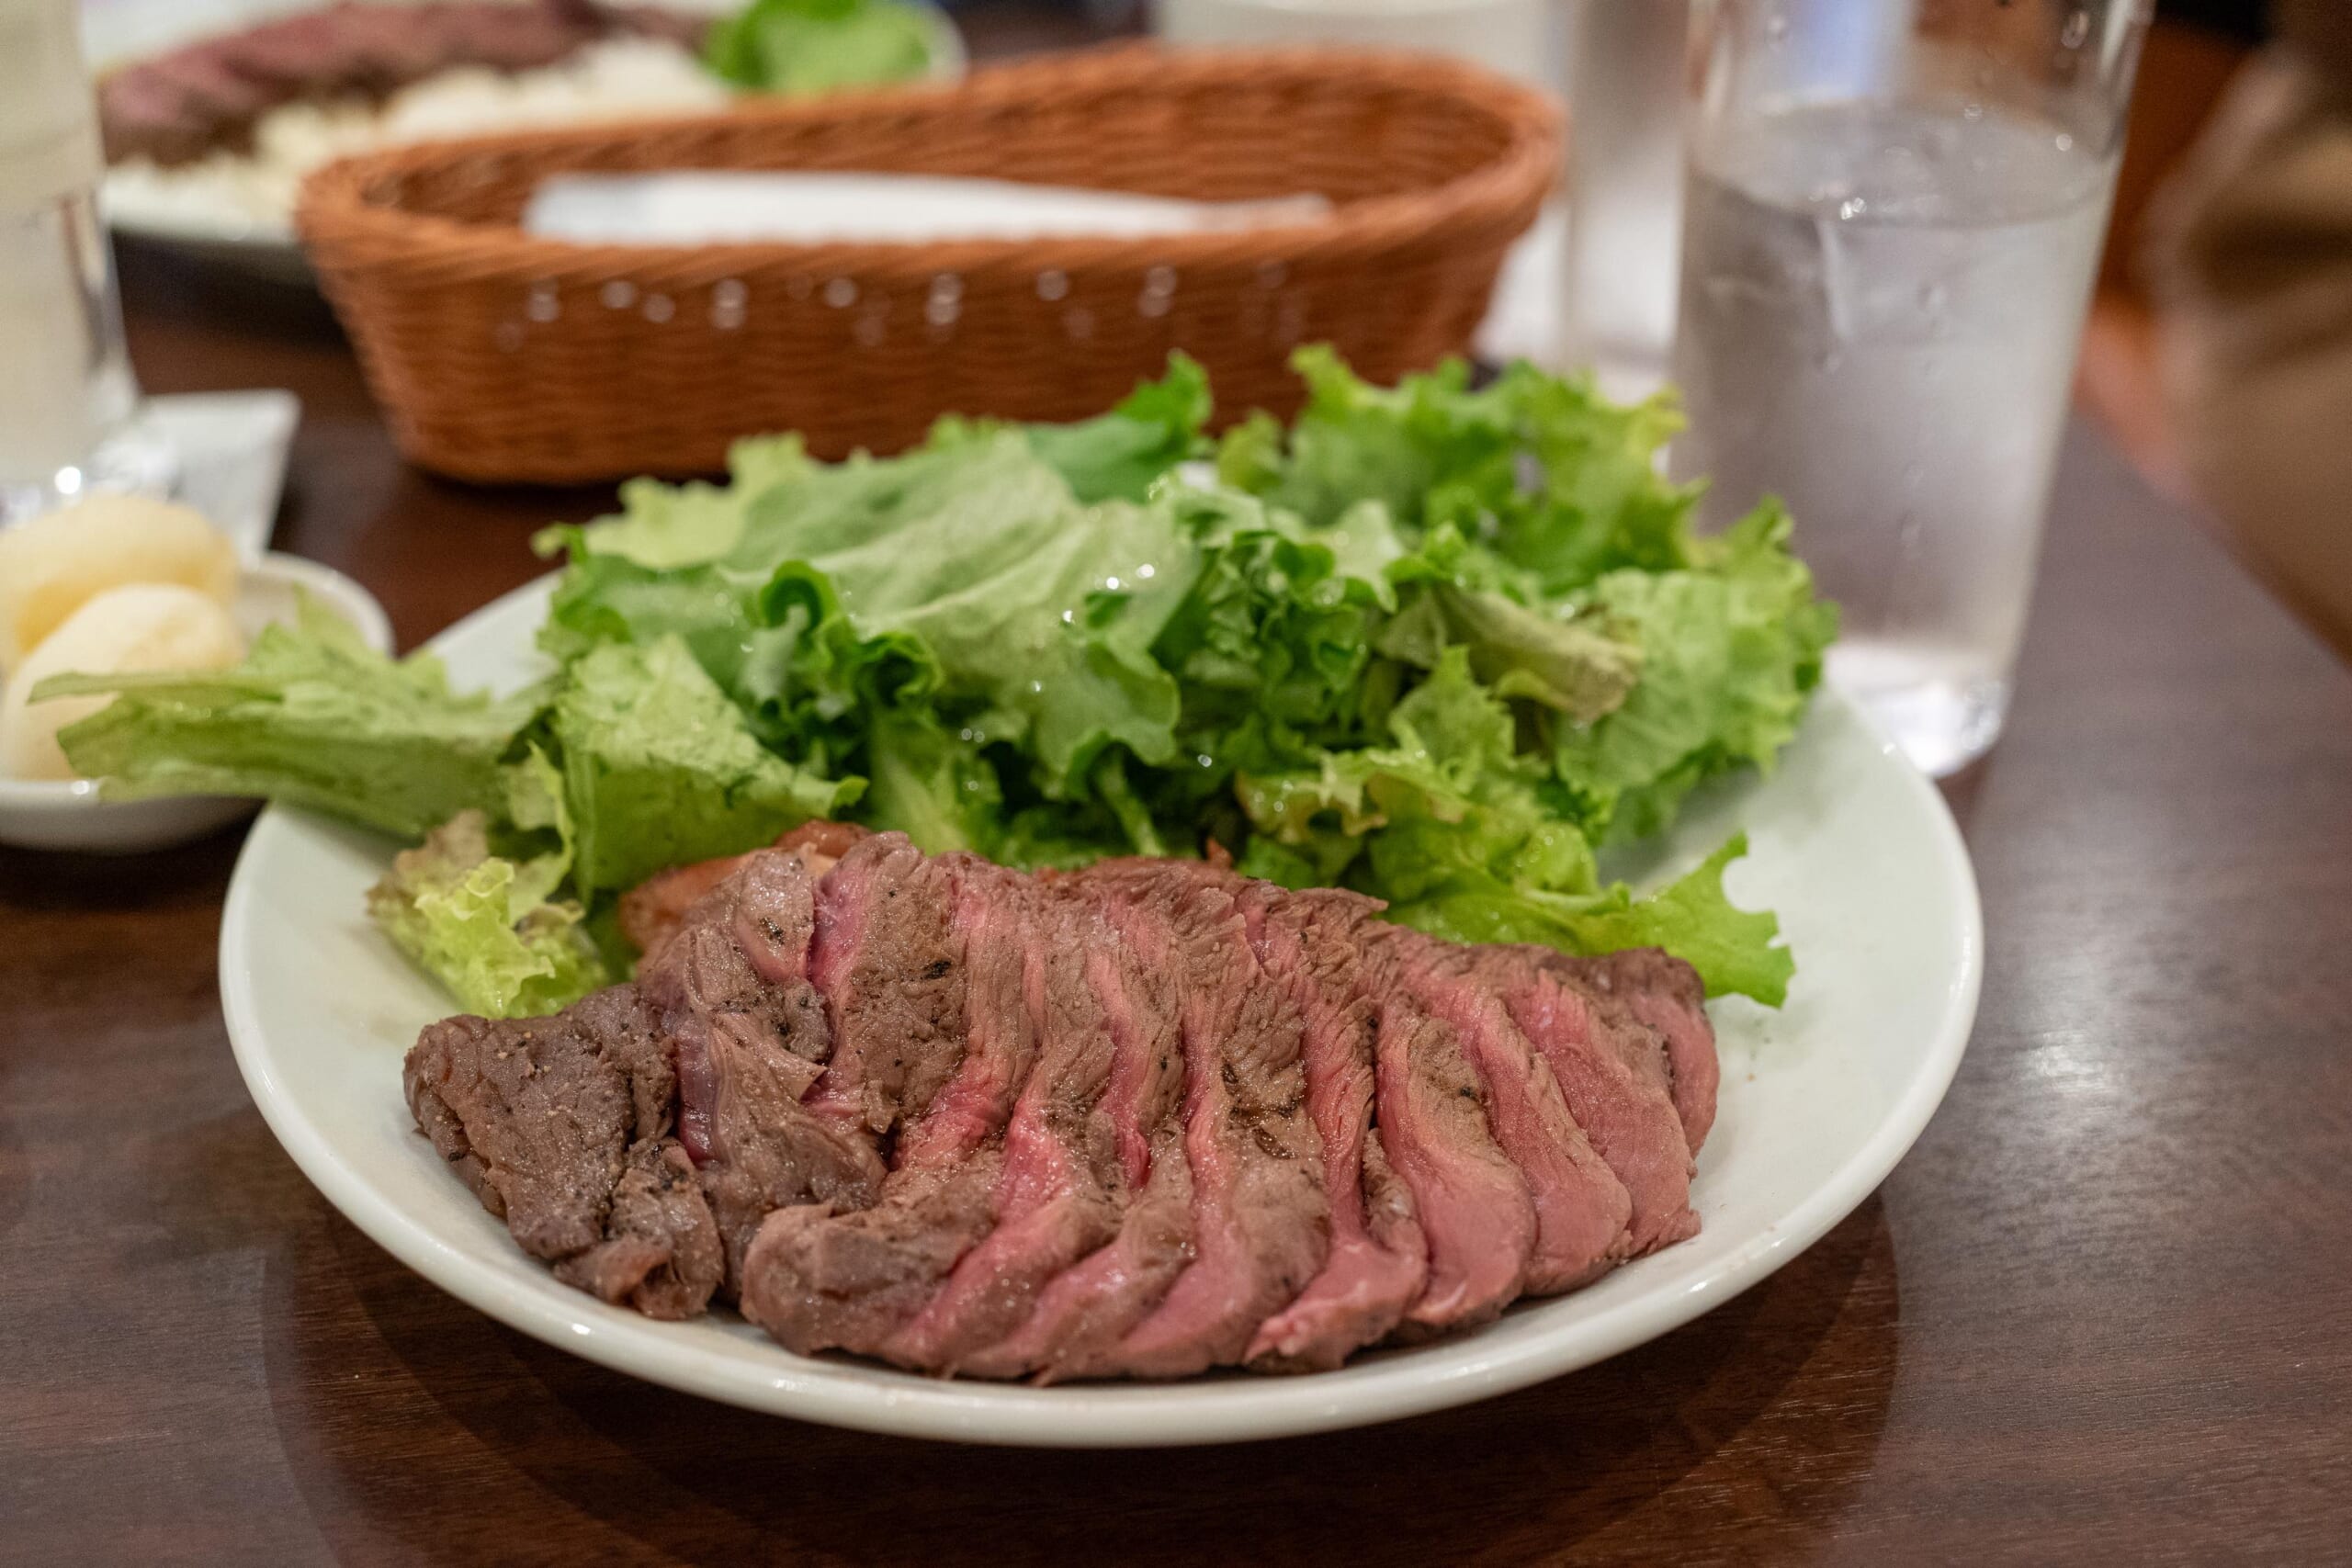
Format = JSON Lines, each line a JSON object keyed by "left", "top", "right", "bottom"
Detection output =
{"left": 295, "top": 42, "right": 1562, "bottom": 284}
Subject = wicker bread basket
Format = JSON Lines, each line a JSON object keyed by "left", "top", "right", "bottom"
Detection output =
{"left": 297, "top": 44, "right": 1562, "bottom": 483}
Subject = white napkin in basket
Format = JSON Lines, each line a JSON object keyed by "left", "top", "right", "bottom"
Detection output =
{"left": 521, "top": 171, "right": 1332, "bottom": 245}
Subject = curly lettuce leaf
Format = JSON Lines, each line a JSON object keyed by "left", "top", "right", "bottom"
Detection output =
{"left": 1377, "top": 581, "right": 1640, "bottom": 722}
{"left": 1238, "top": 648, "right": 1586, "bottom": 894}
{"left": 758, "top": 460, "right": 1200, "bottom": 791}
{"left": 1236, "top": 649, "right": 1790, "bottom": 1001}
{"left": 858, "top": 708, "right": 999, "bottom": 854}
{"left": 533, "top": 434, "right": 812, "bottom": 573}
{"left": 552, "top": 637, "right": 860, "bottom": 893}
{"left": 366, "top": 808, "right": 609, "bottom": 1019}
{"left": 1154, "top": 490, "right": 1396, "bottom": 747}
{"left": 1554, "top": 500, "right": 1838, "bottom": 842}
{"left": 1000, "top": 353, "right": 1212, "bottom": 503}
{"left": 46, "top": 596, "right": 545, "bottom": 838}
{"left": 1220, "top": 346, "right": 1703, "bottom": 596}
{"left": 558, "top": 357, "right": 1211, "bottom": 578}
{"left": 549, "top": 419, "right": 1208, "bottom": 796}
{"left": 1386, "top": 832, "right": 1793, "bottom": 1006}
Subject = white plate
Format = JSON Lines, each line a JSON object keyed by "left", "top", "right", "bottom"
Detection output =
{"left": 0, "top": 553, "right": 391, "bottom": 852}
{"left": 218, "top": 574, "right": 1980, "bottom": 1447}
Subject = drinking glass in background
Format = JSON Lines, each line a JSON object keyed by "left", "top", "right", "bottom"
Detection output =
{"left": 1670, "top": 0, "right": 2150, "bottom": 776}
{"left": 0, "top": 0, "right": 174, "bottom": 526}
{"left": 1560, "top": 0, "right": 1689, "bottom": 399}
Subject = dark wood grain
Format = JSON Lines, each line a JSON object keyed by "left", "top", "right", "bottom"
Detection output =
{"left": 8, "top": 108, "right": 2352, "bottom": 1568}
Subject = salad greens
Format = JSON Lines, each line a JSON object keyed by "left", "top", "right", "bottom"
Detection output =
{"left": 552, "top": 637, "right": 861, "bottom": 894}
{"left": 366, "top": 804, "right": 608, "bottom": 1021}
{"left": 51, "top": 349, "right": 1833, "bottom": 1017}
{"left": 703, "top": 0, "right": 939, "bottom": 97}
{"left": 39, "top": 597, "right": 547, "bottom": 839}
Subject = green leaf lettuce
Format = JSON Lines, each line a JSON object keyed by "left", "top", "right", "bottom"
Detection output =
{"left": 46, "top": 595, "right": 545, "bottom": 839}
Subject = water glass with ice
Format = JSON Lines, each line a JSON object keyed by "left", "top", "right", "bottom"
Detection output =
{"left": 1670, "top": 0, "right": 2150, "bottom": 774}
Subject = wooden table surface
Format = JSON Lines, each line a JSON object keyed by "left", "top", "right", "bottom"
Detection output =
{"left": 6, "top": 224, "right": 2352, "bottom": 1565}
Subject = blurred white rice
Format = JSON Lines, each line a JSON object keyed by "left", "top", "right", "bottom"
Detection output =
{"left": 103, "top": 36, "right": 730, "bottom": 236}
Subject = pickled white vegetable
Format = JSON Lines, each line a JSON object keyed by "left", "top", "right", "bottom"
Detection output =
{"left": 0, "top": 581, "right": 245, "bottom": 780}
{"left": 0, "top": 493, "right": 239, "bottom": 671}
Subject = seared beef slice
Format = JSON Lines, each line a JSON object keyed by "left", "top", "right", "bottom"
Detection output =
{"left": 741, "top": 858, "right": 1038, "bottom": 1356}
{"left": 1477, "top": 950, "right": 1698, "bottom": 1254}
{"left": 1365, "top": 987, "right": 1536, "bottom": 1335}
{"left": 1081, "top": 867, "right": 1329, "bottom": 1380}
{"left": 554, "top": 1140, "right": 725, "bottom": 1319}
{"left": 878, "top": 892, "right": 1124, "bottom": 1372}
{"left": 1546, "top": 950, "right": 1719, "bottom": 1152}
{"left": 1388, "top": 933, "right": 1632, "bottom": 1293}
{"left": 1236, "top": 885, "right": 1429, "bottom": 1371}
{"left": 404, "top": 986, "right": 722, "bottom": 1318}
{"left": 636, "top": 850, "right": 887, "bottom": 1291}
{"left": 955, "top": 891, "right": 1192, "bottom": 1382}
{"left": 616, "top": 820, "right": 871, "bottom": 966}
{"left": 803, "top": 832, "right": 965, "bottom": 1136}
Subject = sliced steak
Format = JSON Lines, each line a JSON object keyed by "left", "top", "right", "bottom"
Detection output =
{"left": 618, "top": 819, "right": 867, "bottom": 964}
{"left": 1472, "top": 951, "right": 1698, "bottom": 1256}
{"left": 413, "top": 829, "right": 1717, "bottom": 1374}
{"left": 1073, "top": 867, "right": 1326, "bottom": 1380}
{"left": 1544, "top": 950, "right": 1719, "bottom": 1152}
{"left": 553, "top": 1138, "right": 725, "bottom": 1319}
{"left": 1368, "top": 987, "right": 1536, "bottom": 1334}
{"left": 741, "top": 1156, "right": 1003, "bottom": 1354}
{"left": 618, "top": 857, "right": 743, "bottom": 965}
{"left": 98, "top": 0, "right": 714, "bottom": 166}
{"left": 803, "top": 832, "right": 964, "bottom": 1135}
{"left": 1388, "top": 933, "right": 1632, "bottom": 1293}
{"left": 404, "top": 986, "right": 721, "bottom": 1316}
{"left": 638, "top": 850, "right": 885, "bottom": 1291}
{"left": 405, "top": 987, "right": 657, "bottom": 1257}
{"left": 436, "top": 0, "right": 590, "bottom": 73}
{"left": 205, "top": 14, "right": 351, "bottom": 95}
{"left": 954, "top": 893, "right": 1193, "bottom": 1382}
{"left": 1235, "top": 884, "right": 1429, "bottom": 1373}
{"left": 638, "top": 849, "right": 832, "bottom": 1112}
{"left": 893, "top": 857, "right": 1044, "bottom": 1167}
{"left": 741, "top": 857, "right": 1041, "bottom": 1356}
{"left": 972, "top": 1137, "right": 1190, "bottom": 1383}
{"left": 878, "top": 895, "right": 1124, "bottom": 1372}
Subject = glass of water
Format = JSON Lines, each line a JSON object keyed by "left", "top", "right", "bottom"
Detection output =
{"left": 1562, "top": 0, "right": 1690, "bottom": 400}
{"left": 0, "top": 0, "right": 174, "bottom": 527}
{"left": 1670, "top": 0, "right": 2149, "bottom": 775}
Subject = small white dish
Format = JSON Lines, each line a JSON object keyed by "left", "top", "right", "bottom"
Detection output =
{"left": 216, "top": 574, "right": 1982, "bottom": 1447}
{"left": 0, "top": 552, "right": 391, "bottom": 853}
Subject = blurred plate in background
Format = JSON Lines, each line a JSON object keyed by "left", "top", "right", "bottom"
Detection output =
{"left": 88, "top": 0, "right": 965, "bottom": 281}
